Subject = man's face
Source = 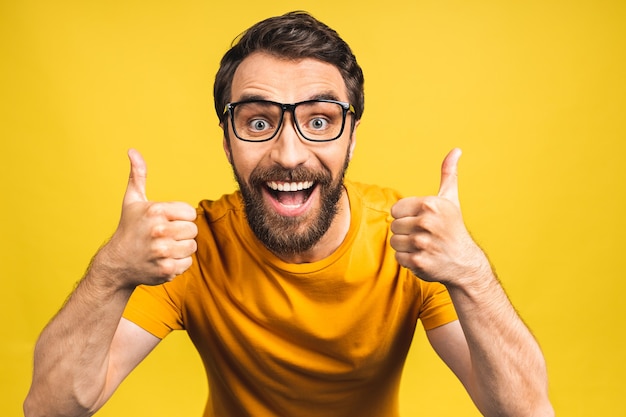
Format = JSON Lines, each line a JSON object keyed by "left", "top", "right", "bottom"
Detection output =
{"left": 222, "top": 52, "right": 358, "bottom": 258}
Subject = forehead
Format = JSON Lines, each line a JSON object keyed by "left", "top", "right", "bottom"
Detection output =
{"left": 231, "top": 52, "right": 348, "bottom": 102}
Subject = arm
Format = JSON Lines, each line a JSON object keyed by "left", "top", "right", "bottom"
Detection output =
{"left": 390, "top": 149, "right": 553, "bottom": 416}
{"left": 426, "top": 292, "right": 551, "bottom": 416}
{"left": 24, "top": 150, "right": 198, "bottom": 417}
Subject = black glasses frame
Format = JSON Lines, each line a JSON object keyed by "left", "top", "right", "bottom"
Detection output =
{"left": 223, "top": 99, "right": 355, "bottom": 143}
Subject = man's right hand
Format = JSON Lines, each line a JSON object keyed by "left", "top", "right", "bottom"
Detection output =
{"left": 103, "top": 149, "right": 198, "bottom": 288}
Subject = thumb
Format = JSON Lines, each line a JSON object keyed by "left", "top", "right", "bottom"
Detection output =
{"left": 123, "top": 148, "right": 148, "bottom": 205}
{"left": 438, "top": 148, "right": 462, "bottom": 206}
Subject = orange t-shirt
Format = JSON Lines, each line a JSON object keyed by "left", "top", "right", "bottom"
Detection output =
{"left": 123, "top": 180, "right": 458, "bottom": 417}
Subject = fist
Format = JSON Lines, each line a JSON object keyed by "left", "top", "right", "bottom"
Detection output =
{"left": 105, "top": 149, "right": 198, "bottom": 287}
{"left": 390, "top": 149, "right": 488, "bottom": 286}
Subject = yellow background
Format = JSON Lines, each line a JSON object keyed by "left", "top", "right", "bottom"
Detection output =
{"left": 2, "top": 1, "right": 625, "bottom": 416}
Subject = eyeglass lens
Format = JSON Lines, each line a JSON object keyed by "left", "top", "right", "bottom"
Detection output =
{"left": 232, "top": 101, "right": 346, "bottom": 142}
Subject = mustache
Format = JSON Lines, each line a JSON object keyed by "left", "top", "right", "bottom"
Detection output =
{"left": 248, "top": 165, "right": 333, "bottom": 188}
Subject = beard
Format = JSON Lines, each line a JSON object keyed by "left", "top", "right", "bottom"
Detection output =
{"left": 232, "top": 150, "right": 351, "bottom": 258}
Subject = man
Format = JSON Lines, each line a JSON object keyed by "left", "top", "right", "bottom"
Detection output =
{"left": 24, "top": 11, "right": 553, "bottom": 417}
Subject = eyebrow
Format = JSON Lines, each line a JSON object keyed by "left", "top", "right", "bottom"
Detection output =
{"left": 235, "top": 91, "right": 343, "bottom": 104}
{"left": 309, "top": 92, "right": 342, "bottom": 102}
{"left": 236, "top": 93, "right": 267, "bottom": 102}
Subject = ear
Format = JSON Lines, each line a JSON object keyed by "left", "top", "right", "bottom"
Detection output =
{"left": 348, "top": 119, "right": 360, "bottom": 161}
{"left": 221, "top": 123, "right": 233, "bottom": 164}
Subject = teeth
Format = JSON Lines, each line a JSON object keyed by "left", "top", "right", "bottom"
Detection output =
{"left": 267, "top": 181, "right": 314, "bottom": 192}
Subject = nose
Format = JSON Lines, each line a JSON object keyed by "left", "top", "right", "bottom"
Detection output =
{"left": 270, "top": 112, "right": 310, "bottom": 169}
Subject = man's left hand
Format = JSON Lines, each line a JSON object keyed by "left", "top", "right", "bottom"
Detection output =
{"left": 390, "top": 148, "right": 489, "bottom": 286}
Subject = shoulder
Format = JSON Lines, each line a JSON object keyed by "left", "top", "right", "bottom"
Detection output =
{"left": 191, "top": 191, "right": 248, "bottom": 249}
{"left": 345, "top": 180, "right": 404, "bottom": 213}
{"left": 196, "top": 191, "right": 244, "bottom": 224}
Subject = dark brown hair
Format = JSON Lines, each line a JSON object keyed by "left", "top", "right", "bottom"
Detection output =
{"left": 213, "top": 11, "right": 365, "bottom": 123}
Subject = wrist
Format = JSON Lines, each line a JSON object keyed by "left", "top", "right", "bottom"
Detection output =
{"left": 86, "top": 243, "right": 138, "bottom": 293}
{"left": 444, "top": 255, "right": 497, "bottom": 300}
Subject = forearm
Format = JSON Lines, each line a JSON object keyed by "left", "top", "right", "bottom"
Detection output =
{"left": 25, "top": 149, "right": 197, "bottom": 416}
{"left": 25, "top": 247, "right": 135, "bottom": 417}
{"left": 447, "top": 267, "right": 553, "bottom": 416}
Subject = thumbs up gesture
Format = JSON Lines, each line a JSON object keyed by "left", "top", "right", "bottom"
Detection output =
{"left": 390, "top": 149, "right": 489, "bottom": 286}
{"left": 103, "top": 149, "right": 198, "bottom": 287}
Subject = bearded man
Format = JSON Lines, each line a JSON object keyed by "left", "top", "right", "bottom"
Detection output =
{"left": 25, "top": 11, "right": 553, "bottom": 417}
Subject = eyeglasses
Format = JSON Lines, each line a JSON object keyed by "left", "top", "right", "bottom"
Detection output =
{"left": 223, "top": 99, "right": 355, "bottom": 142}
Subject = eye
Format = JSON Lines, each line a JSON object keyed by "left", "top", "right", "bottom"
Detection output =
{"left": 249, "top": 119, "right": 271, "bottom": 132}
{"left": 309, "top": 117, "right": 330, "bottom": 131}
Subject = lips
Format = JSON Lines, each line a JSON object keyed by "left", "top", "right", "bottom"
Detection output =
{"left": 266, "top": 180, "right": 314, "bottom": 192}
{"left": 265, "top": 180, "right": 316, "bottom": 208}
{"left": 246, "top": 164, "right": 330, "bottom": 217}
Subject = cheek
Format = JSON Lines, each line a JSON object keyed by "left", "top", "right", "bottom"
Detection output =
{"left": 229, "top": 145, "right": 268, "bottom": 178}
{"left": 319, "top": 143, "right": 352, "bottom": 173}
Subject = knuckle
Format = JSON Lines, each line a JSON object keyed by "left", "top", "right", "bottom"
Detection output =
{"left": 150, "top": 223, "right": 168, "bottom": 238}
{"left": 185, "top": 205, "right": 198, "bottom": 221}
{"left": 187, "top": 239, "right": 198, "bottom": 254}
{"left": 416, "top": 215, "right": 434, "bottom": 233}
{"left": 390, "top": 203, "right": 400, "bottom": 219}
{"left": 410, "top": 233, "right": 430, "bottom": 250}
{"left": 390, "top": 219, "right": 400, "bottom": 234}
{"left": 162, "top": 257, "right": 193, "bottom": 281}
{"left": 157, "top": 258, "right": 177, "bottom": 278}
{"left": 146, "top": 203, "right": 166, "bottom": 218}
{"left": 178, "top": 257, "right": 193, "bottom": 273}
{"left": 189, "top": 222, "right": 198, "bottom": 237}
{"left": 389, "top": 234, "right": 399, "bottom": 248}
{"left": 151, "top": 241, "right": 171, "bottom": 258}
{"left": 180, "top": 221, "right": 198, "bottom": 239}
{"left": 422, "top": 196, "right": 440, "bottom": 213}
{"left": 151, "top": 249, "right": 193, "bottom": 281}
{"left": 408, "top": 253, "right": 428, "bottom": 272}
{"left": 395, "top": 251, "right": 425, "bottom": 271}
{"left": 176, "top": 238, "right": 197, "bottom": 258}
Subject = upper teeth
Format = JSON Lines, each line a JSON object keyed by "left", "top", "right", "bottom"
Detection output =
{"left": 266, "top": 181, "right": 314, "bottom": 192}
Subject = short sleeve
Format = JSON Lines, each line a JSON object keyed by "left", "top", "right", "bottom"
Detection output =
{"left": 122, "top": 281, "right": 186, "bottom": 339}
{"left": 416, "top": 279, "right": 458, "bottom": 330}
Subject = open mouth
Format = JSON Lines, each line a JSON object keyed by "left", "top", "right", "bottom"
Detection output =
{"left": 265, "top": 180, "right": 316, "bottom": 207}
